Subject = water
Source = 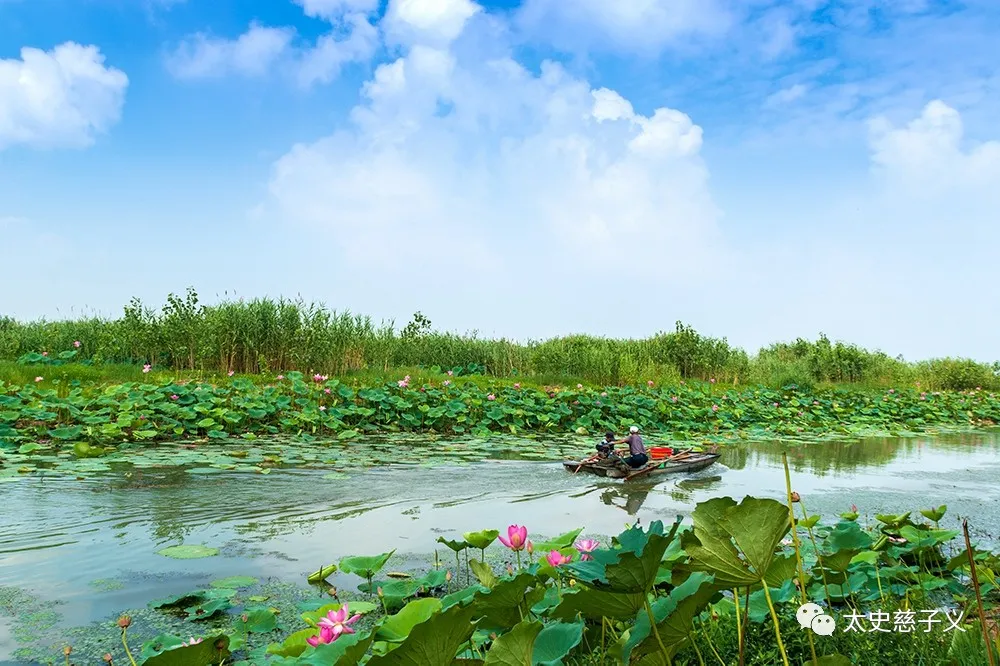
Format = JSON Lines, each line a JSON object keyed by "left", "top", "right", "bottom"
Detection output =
{"left": 2, "top": 431, "right": 999, "bottom": 661}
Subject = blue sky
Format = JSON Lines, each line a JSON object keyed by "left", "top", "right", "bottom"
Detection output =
{"left": 2, "top": 0, "right": 998, "bottom": 362}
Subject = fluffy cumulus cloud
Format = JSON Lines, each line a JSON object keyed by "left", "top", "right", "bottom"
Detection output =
{"left": 266, "top": 7, "right": 723, "bottom": 291}
{"left": 383, "top": 0, "right": 483, "bottom": 46}
{"left": 0, "top": 43, "right": 128, "bottom": 150}
{"left": 166, "top": 3, "right": 378, "bottom": 85}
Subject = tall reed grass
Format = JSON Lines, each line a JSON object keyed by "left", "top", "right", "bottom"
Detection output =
{"left": 2, "top": 288, "right": 997, "bottom": 390}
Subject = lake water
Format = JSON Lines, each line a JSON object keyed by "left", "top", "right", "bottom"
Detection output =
{"left": 2, "top": 431, "right": 999, "bottom": 662}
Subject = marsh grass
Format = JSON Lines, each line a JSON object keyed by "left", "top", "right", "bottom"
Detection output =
{"left": 2, "top": 289, "right": 997, "bottom": 390}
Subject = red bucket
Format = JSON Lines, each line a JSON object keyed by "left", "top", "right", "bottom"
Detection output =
{"left": 649, "top": 447, "right": 674, "bottom": 460}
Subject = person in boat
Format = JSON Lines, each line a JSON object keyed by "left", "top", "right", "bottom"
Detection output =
{"left": 614, "top": 425, "right": 648, "bottom": 468}
{"left": 596, "top": 431, "right": 616, "bottom": 457}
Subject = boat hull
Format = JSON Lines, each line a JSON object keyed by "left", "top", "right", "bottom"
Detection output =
{"left": 562, "top": 453, "right": 720, "bottom": 480}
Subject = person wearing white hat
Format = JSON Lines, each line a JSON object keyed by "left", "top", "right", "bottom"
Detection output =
{"left": 613, "top": 425, "right": 648, "bottom": 468}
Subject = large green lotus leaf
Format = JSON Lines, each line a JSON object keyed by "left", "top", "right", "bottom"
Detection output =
{"left": 266, "top": 628, "right": 320, "bottom": 658}
{"left": 367, "top": 601, "right": 478, "bottom": 666}
{"left": 210, "top": 575, "right": 258, "bottom": 589}
{"left": 470, "top": 559, "right": 498, "bottom": 588}
{"left": 376, "top": 598, "right": 443, "bottom": 642}
{"left": 435, "top": 537, "right": 469, "bottom": 553}
{"left": 531, "top": 528, "right": 585, "bottom": 553}
{"left": 681, "top": 497, "right": 789, "bottom": 587}
{"left": 156, "top": 544, "right": 219, "bottom": 559}
{"left": 623, "top": 572, "right": 717, "bottom": 664}
{"left": 295, "top": 632, "right": 375, "bottom": 666}
{"left": 746, "top": 579, "right": 797, "bottom": 623}
{"left": 823, "top": 520, "right": 873, "bottom": 553}
{"left": 441, "top": 585, "right": 486, "bottom": 610}
{"left": 474, "top": 572, "right": 546, "bottom": 630}
{"left": 532, "top": 620, "right": 585, "bottom": 665}
{"left": 339, "top": 550, "right": 395, "bottom": 579}
{"left": 142, "top": 634, "right": 230, "bottom": 666}
{"left": 149, "top": 591, "right": 208, "bottom": 609}
{"left": 234, "top": 607, "right": 278, "bottom": 633}
{"left": 139, "top": 633, "right": 184, "bottom": 661}
{"left": 564, "top": 519, "right": 679, "bottom": 593}
{"left": 186, "top": 598, "right": 231, "bottom": 620}
{"left": 484, "top": 620, "right": 542, "bottom": 666}
{"left": 547, "top": 586, "right": 646, "bottom": 621}
{"left": 463, "top": 529, "right": 499, "bottom": 550}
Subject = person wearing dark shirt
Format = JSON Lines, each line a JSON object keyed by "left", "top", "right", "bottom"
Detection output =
{"left": 615, "top": 425, "right": 648, "bottom": 468}
{"left": 596, "top": 431, "right": 616, "bottom": 457}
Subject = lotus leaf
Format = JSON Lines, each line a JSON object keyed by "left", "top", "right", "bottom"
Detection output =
{"left": 156, "top": 544, "right": 219, "bottom": 559}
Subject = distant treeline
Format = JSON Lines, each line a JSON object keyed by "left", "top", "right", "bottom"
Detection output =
{"left": 1, "top": 287, "right": 997, "bottom": 390}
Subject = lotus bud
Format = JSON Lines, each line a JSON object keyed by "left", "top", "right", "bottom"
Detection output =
{"left": 215, "top": 639, "right": 227, "bottom": 651}
{"left": 241, "top": 613, "right": 248, "bottom": 623}
{"left": 64, "top": 646, "right": 72, "bottom": 656}
{"left": 103, "top": 654, "right": 113, "bottom": 664}
{"left": 377, "top": 587, "right": 384, "bottom": 598}
{"left": 117, "top": 615, "right": 131, "bottom": 629}
{"left": 506, "top": 565, "right": 514, "bottom": 576}
{"left": 446, "top": 571, "right": 452, "bottom": 582}
{"left": 790, "top": 492, "right": 800, "bottom": 503}
{"left": 568, "top": 579, "right": 576, "bottom": 587}
{"left": 490, "top": 632, "right": 498, "bottom": 640}
{"left": 526, "top": 540, "right": 534, "bottom": 555}
{"left": 328, "top": 586, "right": 338, "bottom": 597}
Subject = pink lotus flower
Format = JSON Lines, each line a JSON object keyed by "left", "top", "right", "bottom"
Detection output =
{"left": 546, "top": 550, "right": 573, "bottom": 567}
{"left": 711, "top": 404, "right": 719, "bottom": 412}
{"left": 42, "top": 351, "right": 48, "bottom": 357}
{"left": 170, "top": 394, "right": 179, "bottom": 400}
{"left": 181, "top": 637, "right": 203, "bottom": 647}
{"left": 595, "top": 400, "right": 602, "bottom": 406}
{"left": 513, "top": 382, "right": 520, "bottom": 389}
{"left": 398, "top": 377, "right": 409, "bottom": 388}
{"left": 317, "top": 604, "right": 361, "bottom": 640}
{"left": 73, "top": 340, "right": 81, "bottom": 348}
{"left": 228, "top": 371, "right": 235, "bottom": 377}
{"left": 319, "top": 406, "right": 326, "bottom": 411}
{"left": 710, "top": 378, "right": 716, "bottom": 384}
{"left": 577, "top": 384, "right": 583, "bottom": 389}
{"left": 647, "top": 380, "right": 654, "bottom": 387}
{"left": 314, "top": 374, "right": 323, "bottom": 382}
{"left": 324, "top": 388, "right": 331, "bottom": 394}
{"left": 671, "top": 396, "right": 678, "bottom": 403}
{"left": 277, "top": 374, "right": 285, "bottom": 380}
{"left": 851, "top": 504, "right": 858, "bottom": 513}
{"left": 447, "top": 370, "right": 453, "bottom": 376}
{"left": 306, "top": 624, "right": 336, "bottom": 647}
{"left": 443, "top": 380, "right": 451, "bottom": 386}
{"left": 600, "top": 391, "right": 607, "bottom": 397}
{"left": 499, "top": 525, "right": 528, "bottom": 551}
{"left": 142, "top": 364, "right": 151, "bottom": 373}
{"left": 487, "top": 394, "right": 495, "bottom": 401}
{"left": 574, "top": 539, "right": 599, "bottom": 560}
{"left": 773, "top": 402, "right": 779, "bottom": 408}
{"left": 888, "top": 389, "right": 895, "bottom": 394}
{"left": 34, "top": 376, "right": 43, "bottom": 382}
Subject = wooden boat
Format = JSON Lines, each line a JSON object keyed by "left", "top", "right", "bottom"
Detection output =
{"left": 562, "top": 450, "right": 720, "bottom": 481}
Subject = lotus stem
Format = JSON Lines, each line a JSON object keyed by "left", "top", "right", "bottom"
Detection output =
{"left": 733, "top": 588, "right": 743, "bottom": 666}
{"left": 796, "top": 500, "right": 832, "bottom": 604}
{"left": 699, "top": 621, "right": 726, "bottom": 666}
{"left": 761, "top": 582, "right": 789, "bottom": 666}
{"left": 782, "top": 454, "right": 818, "bottom": 666}
{"left": 688, "top": 631, "right": 706, "bottom": 666}
{"left": 516, "top": 550, "right": 522, "bottom": 571}
{"left": 121, "top": 629, "right": 138, "bottom": 666}
{"left": 964, "top": 519, "right": 997, "bottom": 666}
{"left": 643, "top": 595, "right": 672, "bottom": 665}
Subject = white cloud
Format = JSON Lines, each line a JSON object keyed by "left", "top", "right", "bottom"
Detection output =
{"left": 384, "top": 0, "right": 483, "bottom": 46}
{"left": 0, "top": 42, "right": 128, "bottom": 151}
{"left": 765, "top": 83, "right": 807, "bottom": 107}
{"left": 266, "top": 16, "right": 722, "bottom": 290}
{"left": 166, "top": 24, "right": 295, "bottom": 79}
{"left": 869, "top": 100, "right": 1000, "bottom": 196}
{"left": 294, "top": 0, "right": 380, "bottom": 20}
{"left": 166, "top": 11, "right": 377, "bottom": 86}
{"left": 297, "top": 14, "right": 379, "bottom": 87}
{"left": 515, "top": 0, "right": 735, "bottom": 53}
